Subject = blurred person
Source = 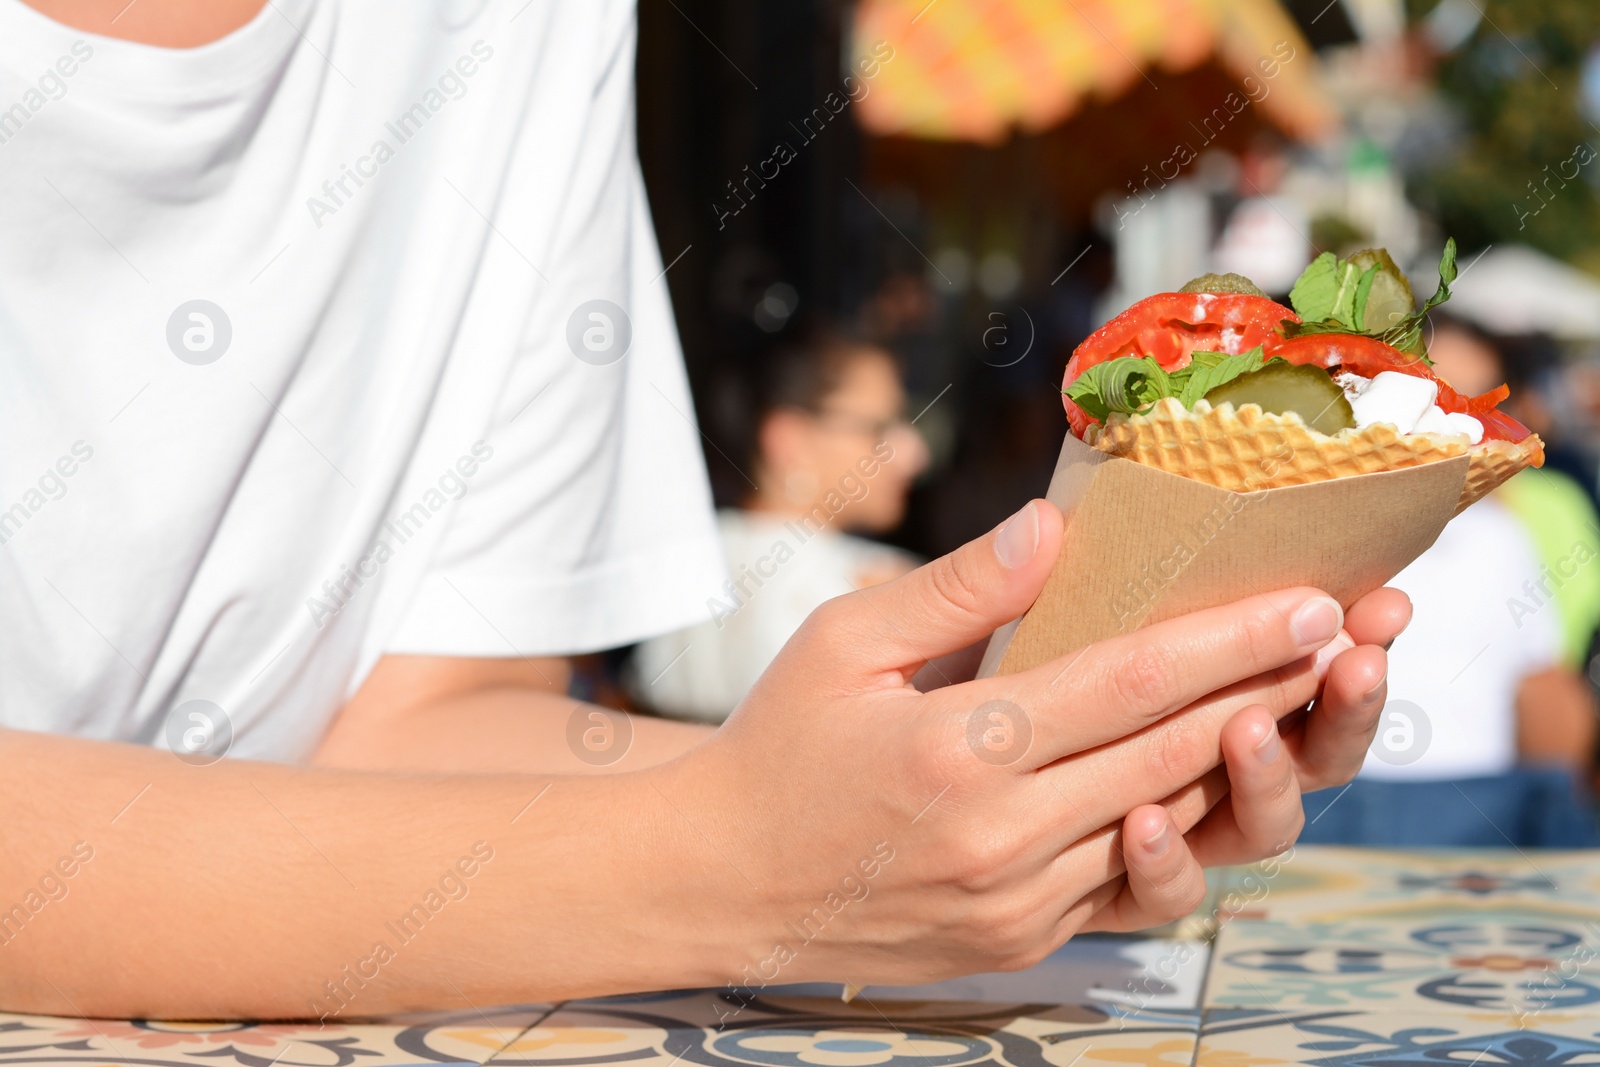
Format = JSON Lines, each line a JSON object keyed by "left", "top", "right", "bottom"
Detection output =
{"left": 632, "top": 330, "right": 929, "bottom": 721}
{"left": 1300, "top": 317, "right": 1600, "bottom": 847}
{"left": 1433, "top": 317, "right": 1600, "bottom": 671}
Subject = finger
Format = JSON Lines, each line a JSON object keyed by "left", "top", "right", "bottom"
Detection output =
{"left": 800, "top": 500, "right": 1063, "bottom": 682}
{"left": 1033, "top": 763, "right": 1228, "bottom": 883}
{"left": 1291, "top": 643, "right": 1387, "bottom": 792}
{"left": 1344, "top": 588, "right": 1412, "bottom": 650}
{"left": 972, "top": 587, "right": 1346, "bottom": 765}
{"left": 1183, "top": 706, "right": 1304, "bottom": 868}
{"left": 1036, "top": 638, "right": 1339, "bottom": 835}
{"left": 1162, "top": 766, "right": 1231, "bottom": 837}
{"left": 1062, "top": 875, "right": 1127, "bottom": 936}
{"left": 1047, "top": 777, "right": 1228, "bottom": 938}
{"left": 1074, "top": 806, "right": 1208, "bottom": 933}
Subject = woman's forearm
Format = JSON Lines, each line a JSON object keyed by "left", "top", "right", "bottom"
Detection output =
{"left": 311, "top": 654, "right": 713, "bottom": 774}
{"left": 311, "top": 686, "right": 712, "bottom": 773}
{"left": 0, "top": 728, "right": 729, "bottom": 1019}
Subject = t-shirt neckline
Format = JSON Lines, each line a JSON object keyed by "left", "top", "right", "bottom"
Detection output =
{"left": 0, "top": 0, "right": 314, "bottom": 99}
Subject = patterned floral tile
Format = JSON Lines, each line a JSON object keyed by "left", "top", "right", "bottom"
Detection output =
{"left": 1204, "top": 909, "right": 1600, "bottom": 1014}
{"left": 0, "top": 1004, "right": 550, "bottom": 1066}
{"left": 487, "top": 990, "right": 1200, "bottom": 1067}
{"left": 1218, "top": 846, "right": 1600, "bottom": 925}
{"left": 1196, "top": 1009, "right": 1600, "bottom": 1065}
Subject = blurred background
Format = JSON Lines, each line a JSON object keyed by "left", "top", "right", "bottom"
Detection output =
{"left": 608, "top": 0, "right": 1600, "bottom": 841}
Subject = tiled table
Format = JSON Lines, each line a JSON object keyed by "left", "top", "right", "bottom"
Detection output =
{"left": 7, "top": 846, "right": 1600, "bottom": 1066}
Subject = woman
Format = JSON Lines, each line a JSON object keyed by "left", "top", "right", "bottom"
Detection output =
{"left": 633, "top": 330, "right": 928, "bottom": 721}
{"left": 0, "top": 0, "right": 1402, "bottom": 1018}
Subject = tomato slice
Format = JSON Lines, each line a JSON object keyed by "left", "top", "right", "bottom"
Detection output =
{"left": 1061, "top": 293, "right": 1297, "bottom": 437}
{"left": 1261, "top": 332, "right": 1422, "bottom": 376}
{"left": 1262, "top": 333, "right": 1534, "bottom": 445}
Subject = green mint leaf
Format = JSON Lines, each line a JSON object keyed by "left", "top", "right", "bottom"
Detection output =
{"left": 1289, "top": 253, "right": 1381, "bottom": 331}
{"left": 1064, "top": 372, "right": 1112, "bottom": 423}
{"left": 1330, "top": 264, "right": 1362, "bottom": 328}
{"left": 1288, "top": 252, "right": 1341, "bottom": 322}
{"left": 1351, "top": 263, "right": 1378, "bottom": 331}
{"left": 1065, "top": 356, "right": 1173, "bottom": 421}
{"left": 1419, "top": 237, "right": 1458, "bottom": 316}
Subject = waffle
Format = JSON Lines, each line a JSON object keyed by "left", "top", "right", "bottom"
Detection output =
{"left": 1085, "top": 398, "right": 1544, "bottom": 513}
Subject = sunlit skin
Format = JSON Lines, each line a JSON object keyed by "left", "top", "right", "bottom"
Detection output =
{"left": 1, "top": 0, "right": 1407, "bottom": 1019}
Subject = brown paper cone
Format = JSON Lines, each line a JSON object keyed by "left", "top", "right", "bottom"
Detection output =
{"left": 978, "top": 432, "right": 1470, "bottom": 677}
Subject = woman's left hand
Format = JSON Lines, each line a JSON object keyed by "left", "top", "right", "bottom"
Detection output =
{"left": 1079, "top": 587, "right": 1411, "bottom": 932}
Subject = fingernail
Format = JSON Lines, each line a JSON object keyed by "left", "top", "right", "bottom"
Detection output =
{"left": 1142, "top": 818, "right": 1171, "bottom": 857}
{"left": 1312, "top": 633, "right": 1355, "bottom": 680}
{"left": 1360, "top": 674, "right": 1386, "bottom": 707}
{"left": 1254, "top": 724, "right": 1282, "bottom": 765}
{"left": 1290, "top": 596, "right": 1343, "bottom": 650}
{"left": 996, "top": 502, "right": 1040, "bottom": 570}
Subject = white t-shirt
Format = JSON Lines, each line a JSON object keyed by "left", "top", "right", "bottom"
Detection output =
{"left": 631, "top": 510, "right": 919, "bottom": 722}
{"left": 0, "top": 0, "right": 725, "bottom": 761}
{"left": 1360, "top": 497, "right": 1561, "bottom": 781}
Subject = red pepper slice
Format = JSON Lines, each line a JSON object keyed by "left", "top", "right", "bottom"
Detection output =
{"left": 1474, "top": 408, "right": 1538, "bottom": 447}
{"left": 1062, "top": 293, "right": 1297, "bottom": 437}
{"left": 1263, "top": 333, "right": 1534, "bottom": 445}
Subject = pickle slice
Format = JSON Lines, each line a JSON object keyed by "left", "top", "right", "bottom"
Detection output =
{"left": 1202, "top": 361, "right": 1355, "bottom": 435}
{"left": 1347, "top": 248, "right": 1416, "bottom": 335}
{"left": 1178, "top": 272, "right": 1267, "bottom": 297}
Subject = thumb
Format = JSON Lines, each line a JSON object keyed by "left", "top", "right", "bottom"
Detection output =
{"left": 817, "top": 499, "right": 1063, "bottom": 678}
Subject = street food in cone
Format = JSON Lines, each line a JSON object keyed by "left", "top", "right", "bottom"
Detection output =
{"left": 1061, "top": 242, "right": 1544, "bottom": 513}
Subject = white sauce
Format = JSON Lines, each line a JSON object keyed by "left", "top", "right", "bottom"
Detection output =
{"left": 1337, "top": 370, "right": 1483, "bottom": 444}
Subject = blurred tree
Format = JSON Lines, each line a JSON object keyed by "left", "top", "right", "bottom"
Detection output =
{"left": 1407, "top": 0, "right": 1600, "bottom": 273}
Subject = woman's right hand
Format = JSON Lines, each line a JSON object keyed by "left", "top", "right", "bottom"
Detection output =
{"left": 654, "top": 498, "right": 1388, "bottom": 989}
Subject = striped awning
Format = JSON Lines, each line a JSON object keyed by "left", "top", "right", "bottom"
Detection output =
{"left": 851, "top": 0, "right": 1338, "bottom": 144}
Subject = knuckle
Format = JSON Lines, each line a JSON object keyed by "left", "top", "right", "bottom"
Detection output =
{"left": 1252, "top": 807, "right": 1306, "bottom": 856}
{"left": 996, "top": 938, "right": 1057, "bottom": 973}
{"left": 802, "top": 595, "right": 855, "bottom": 641}
{"left": 1282, "top": 806, "right": 1307, "bottom": 845}
{"left": 1143, "top": 716, "right": 1208, "bottom": 786}
{"left": 1237, "top": 608, "right": 1285, "bottom": 671}
{"left": 792, "top": 595, "right": 872, "bottom": 663}
{"left": 1324, "top": 754, "right": 1366, "bottom": 791}
{"left": 928, "top": 552, "right": 985, "bottom": 618}
{"left": 1262, "top": 762, "right": 1301, "bottom": 807}
{"left": 942, "top": 834, "right": 1008, "bottom": 892}
{"left": 1160, "top": 875, "right": 1209, "bottom": 921}
{"left": 1108, "top": 645, "right": 1178, "bottom": 713}
{"left": 1261, "top": 663, "right": 1315, "bottom": 717}
{"left": 973, "top": 895, "right": 1044, "bottom": 962}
